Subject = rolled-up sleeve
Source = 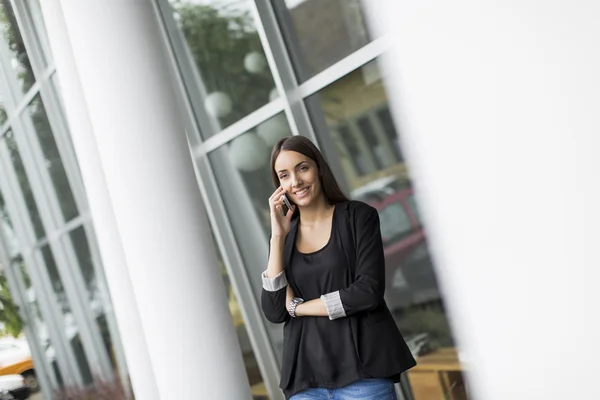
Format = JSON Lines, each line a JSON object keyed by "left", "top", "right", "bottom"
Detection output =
{"left": 261, "top": 270, "right": 290, "bottom": 324}
{"left": 262, "top": 270, "right": 288, "bottom": 291}
{"left": 321, "top": 291, "right": 346, "bottom": 320}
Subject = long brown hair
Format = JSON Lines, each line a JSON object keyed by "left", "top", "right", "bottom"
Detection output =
{"left": 270, "top": 136, "right": 349, "bottom": 205}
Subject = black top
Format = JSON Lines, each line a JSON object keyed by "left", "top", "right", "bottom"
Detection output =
{"left": 286, "top": 206, "right": 367, "bottom": 397}
{"left": 261, "top": 201, "right": 416, "bottom": 399}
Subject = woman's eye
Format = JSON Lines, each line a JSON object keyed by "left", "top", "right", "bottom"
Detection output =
{"left": 279, "top": 174, "right": 288, "bottom": 180}
{"left": 299, "top": 166, "right": 308, "bottom": 172}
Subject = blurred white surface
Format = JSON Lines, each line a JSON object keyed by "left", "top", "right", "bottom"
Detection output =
{"left": 365, "top": 1, "right": 600, "bottom": 399}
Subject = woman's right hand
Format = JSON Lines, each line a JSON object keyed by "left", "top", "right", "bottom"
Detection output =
{"left": 269, "top": 186, "right": 295, "bottom": 238}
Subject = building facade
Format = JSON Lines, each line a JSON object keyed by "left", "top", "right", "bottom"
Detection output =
{"left": 0, "top": 1, "right": 466, "bottom": 399}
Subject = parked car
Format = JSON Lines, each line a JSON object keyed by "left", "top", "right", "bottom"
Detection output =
{"left": 0, "top": 340, "right": 37, "bottom": 393}
{"left": 0, "top": 374, "right": 30, "bottom": 400}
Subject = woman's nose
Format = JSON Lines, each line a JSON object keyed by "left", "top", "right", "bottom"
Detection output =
{"left": 292, "top": 175, "right": 303, "bottom": 186}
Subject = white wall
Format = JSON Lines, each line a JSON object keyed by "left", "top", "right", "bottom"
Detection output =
{"left": 365, "top": 1, "right": 600, "bottom": 399}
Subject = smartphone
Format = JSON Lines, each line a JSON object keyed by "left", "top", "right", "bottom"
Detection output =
{"left": 282, "top": 193, "right": 293, "bottom": 214}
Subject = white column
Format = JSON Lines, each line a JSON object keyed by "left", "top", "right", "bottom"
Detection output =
{"left": 366, "top": 1, "right": 600, "bottom": 399}
{"left": 39, "top": 1, "right": 251, "bottom": 399}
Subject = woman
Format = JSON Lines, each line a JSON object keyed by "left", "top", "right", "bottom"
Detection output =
{"left": 261, "top": 136, "right": 416, "bottom": 399}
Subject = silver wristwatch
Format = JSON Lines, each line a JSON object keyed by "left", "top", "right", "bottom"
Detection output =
{"left": 288, "top": 297, "right": 304, "bottom": 318}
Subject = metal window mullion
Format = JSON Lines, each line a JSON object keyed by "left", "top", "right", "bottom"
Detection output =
{"left": 56, "top": 228, "right": 114, "bottom": 381}
{"left": 37, "top": 77, "right": 88, "bottom": 214}
{"left": 9, "top": 0, "right": 85, "bottom": 226}
{"left": 0, "top": 230, "right": 57, "bottom": 397}
{"left": 0, "top": 139, "right": 38, "bottom": 248}
{"left": 152, "top": 4, "right": 287, "bottom": 397}
{"left": 0, "top": 27, "right": 24, "bottom": 105}
{"left": 296, "top": 36, "right": 393, "bottom": 98}
{"left": 153, "top": 0, "right": 221, "bottom": 145}
{"left": 26, "top": 248, "right": 83, "bottom": 385}
{"left": 0, "top": 143, "right": 82, "bottom": 386}
{"left": 368, "top": 111, "right": 398, "bottom": 165}
{"left": 48, "top": 213, "right": 88, "bottom": 241}
{"left": 10, "top": 114, "right": 64, "bottom": 227}
{"left": 11, "top": 79, "right": 41, "bottom": 112}
{"left": 13, "top": 0, "right": 51, "bottom": 67}
{"left": 10, "top": 0, "right": 47, "bottom": 83}
{"left": 194, "top": 99, "right": 285, "bottom": 155}
{"left": 348, "top": 118, "right": 378, "bottom": 172}
{"left": 15, "top": 111, "right": 115, "bottom": 381}
{"left": 251, "top": 0, "right": 351, "bottom": 194}
{"left": 79, "top": 218, "right": 132, "bottom": 392}
{"left": 195, "top": 152, "right": 285, "bottom": 400}
{"left": 250, "top": 0, "right": 311, "bottom": 140}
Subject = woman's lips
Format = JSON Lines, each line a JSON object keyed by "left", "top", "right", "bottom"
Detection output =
{"left": 293, "top": 186, "right": 310, "bottom": 199}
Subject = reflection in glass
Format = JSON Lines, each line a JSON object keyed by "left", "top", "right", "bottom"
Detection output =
{"left": 307, "top": 61, "right": 468, "bottom": 397}
{"left": 40, "top": 246, "right": 69, "bottom": 314}
{"left": 23, "top": 0, "right": 52, "bottom": 66}
{"left": 71, "top": 334, "right": 93, "bottom": 385}
{"left": 278, "top": 0, "right": 377, "bottom": 80}
{"left": 173, "top": 0, "right": 276, "bottom": 132}
{"left": 0, "top": 104, "right": 7, "bottom": 126}
{"left": 12, "top": 256, "right": 59, "bottom": 387}
{"left": 69, "top": 226, "right": 116, "bottom": 369}
{"left": 222, "top": 113, "right": 291, "bottom": 234}
{"left": 4, "top": 131, "right": 45, "bottom": 239}
{"left": 38, "top": 246, "right": 95, "bottom": 385}
{"left": 28, "top": 94, "right": 79, "bottom": 222}
{"left": 208, "top": 113, "right": 293, "bottom": 364}
{"left": 0, "top": 0, "right": 36, "bottom": 93}
{"left": 209, "top": 230, "right": 268, "bottom": 398}
{"left": 69, "top": 226, "right": 101, "bottom": 312}
{"left": 0, "top": 190, "right": 20, "bottom": 257}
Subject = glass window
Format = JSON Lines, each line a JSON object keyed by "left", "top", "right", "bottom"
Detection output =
{"left": 378, "top": 201, "right": 412, "bottom": 246}
{"left": 307, "top": 60, "right": 468, "bottom": 397}
{"left": 69, "top": 226, "right": 100, "bottom": 311}
{"left": 69, "top": 226, "right": 117, "bottom": 370}
{"left": 40, "top": 246, "right": 69, "bottom": 314}
{"left": 209, "top": 230, "right": 268, "bottom": 398}
{"left": 208, "top": 113, "right": 293, "bottom": 363}
{"left": 211, "top": 113, "right": 292, "bottom": 236}
{"left": 3, "top": 131, "right": 45, "bottom": 239}
{"left": 0, "top": 190, "right": 20, "bottom": 257}
{"left": 23, "top": 0, "right": 52, "bottom": 66}
{"left": 173, "top": 0, "right": 277, "bottom": 133}
{"left": 407, "top": 194, "right": 422, "bottom": 227}
{"left": 275, "top": 0, "right": 381, "bottom": 81}
{"left": 39, "top": 245, "right": 94, "bottom": 385}
{"left": 28, "top": 94, "right": 79, "bottom": 222}
{"left": 0, "top": 0, "right": 36, "bottom": 94}
{"left": 12, "top": 256, "right": 58, "bottom": 389}
{"left": 0, "top": 103, "right": 7, "bottom": 126}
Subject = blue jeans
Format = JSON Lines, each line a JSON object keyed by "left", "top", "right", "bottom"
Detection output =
{"left": 290, "top": 379, "right": 397, "bottom": 400}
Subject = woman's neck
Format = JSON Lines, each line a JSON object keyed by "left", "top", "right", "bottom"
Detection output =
{"left": 298, "top": 196, "right": 334, "bottom": 226}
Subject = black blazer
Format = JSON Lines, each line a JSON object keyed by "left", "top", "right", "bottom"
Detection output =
{"left": 261, "top": 200, "right": 416, "bottom": 389}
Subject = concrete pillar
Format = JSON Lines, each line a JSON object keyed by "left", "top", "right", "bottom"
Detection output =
{"left": 39, "top": 1, "right": 251, "bottom": 399}
{"left": 365, "top": 1, "right": 600, "bottom": 399}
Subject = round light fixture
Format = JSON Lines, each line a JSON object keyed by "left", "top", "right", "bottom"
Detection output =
{"left": 228, "top": 132, "right": 269, "bottom": 172}
{"left": 204, "top": 91, "right": 232, "bottom": 118}
{"left": 257, "top": 114, "right": 290, "bottom": 147}
{"left": 244, "top": 51, "right": 267, "bottom": 74}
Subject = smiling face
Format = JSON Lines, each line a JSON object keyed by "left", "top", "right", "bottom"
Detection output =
{"left": 274, "top": 150, "right": 323, "bottom": 207}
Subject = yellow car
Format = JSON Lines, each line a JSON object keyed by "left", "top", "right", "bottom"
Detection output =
{"left": 0, "top": 339, "right": 38, "bottom": 393}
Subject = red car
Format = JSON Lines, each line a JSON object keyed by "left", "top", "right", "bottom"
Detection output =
{"left": 356, "top": 185, "right": 440, "bottom": 310}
